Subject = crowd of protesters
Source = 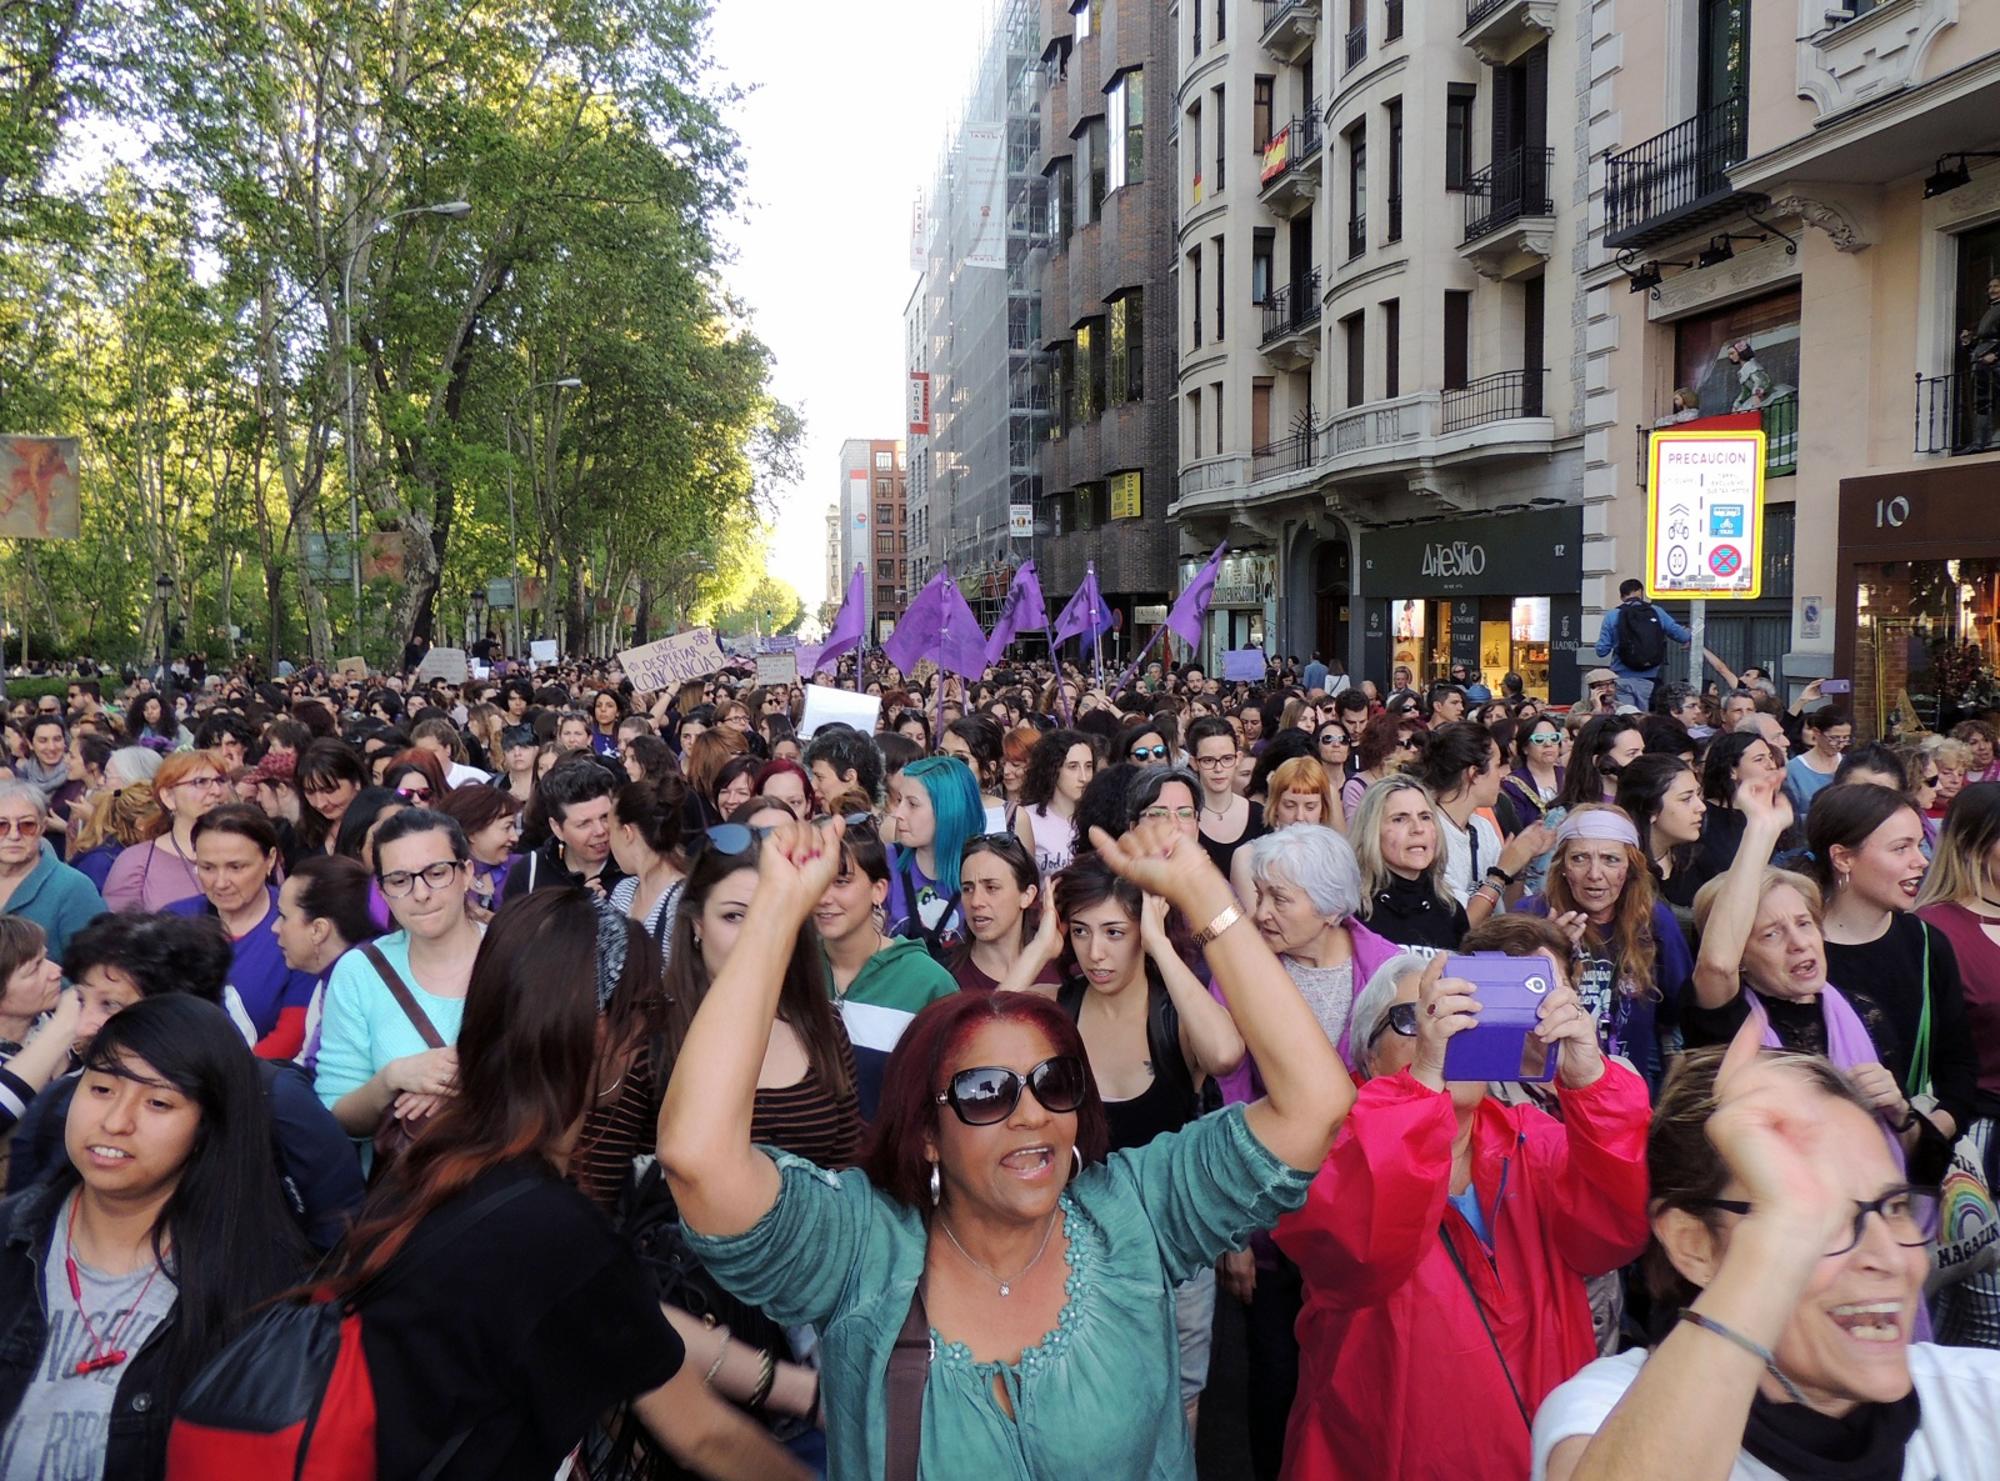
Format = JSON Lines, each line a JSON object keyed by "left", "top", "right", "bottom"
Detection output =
{"left": 0, "top": 604, "right": 1996, "bottom": 1479}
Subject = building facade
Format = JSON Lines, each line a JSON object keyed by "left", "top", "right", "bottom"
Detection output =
{"left": 1586, "top": 0, "right": 2000, "bottom": 727}
{"left": 1032, "top": 0, "right": 1180, "bottom": 651}
{"left": 836, "top": 437, "right": 909, "bottom": 643}
{"left": 1167, "top": 0, "right": 1591, "bottom": 699}
{"left": 824, "top": 504, "right": 841, "bottom": 621}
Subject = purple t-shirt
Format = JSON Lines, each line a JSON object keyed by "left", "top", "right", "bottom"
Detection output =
{"left": 165, "top": 886, "right": 318, "bottom": 1041}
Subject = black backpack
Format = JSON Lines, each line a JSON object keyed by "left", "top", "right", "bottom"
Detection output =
{"left": 1614, "top": 602, "right": 1667, "bottom": 672}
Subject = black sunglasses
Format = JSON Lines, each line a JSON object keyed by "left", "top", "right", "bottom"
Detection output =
{"left": 1129, "top": 743, "right": 1168, "bottom": 761}
{"left": 936, "top": 1056, "right": 1089, "bottom": 1126}
{"left": 1366, "top": 1001, "right": 1419, "bottom": 1048}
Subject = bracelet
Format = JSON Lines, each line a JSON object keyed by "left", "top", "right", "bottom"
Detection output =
{"left": 1471, "top": 883, "right": 1503, "bottom": 908}
{"left": 746, "top": 1349, "right": 778, "bottom": 1410}
{"left": 701, "top": 1325, "right": 731, "bottom": 1386}
{"left": 1677, "top": 1309, "right": 1806, "bottom": 1403}
{"left": 1192, "top": 903, "right": 1243, "bottom": 949}
{"left": 1485, "top": 864, "right": 1518, "bottom": 887}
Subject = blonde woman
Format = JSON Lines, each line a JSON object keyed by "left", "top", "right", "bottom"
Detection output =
{"left": 1346, "top": 776, "right": 1467, "bottom": 952}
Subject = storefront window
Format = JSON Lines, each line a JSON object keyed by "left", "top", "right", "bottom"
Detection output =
{"left": 1853, "top": 558, "right": 2000, "bottom": 737}
{"left": 1673, "top": 288, "right": 1800, "bottom": 468}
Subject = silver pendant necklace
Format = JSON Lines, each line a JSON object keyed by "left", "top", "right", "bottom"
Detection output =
{"left": 937, "top": 1210, "right": 1059, "bottom": 1297}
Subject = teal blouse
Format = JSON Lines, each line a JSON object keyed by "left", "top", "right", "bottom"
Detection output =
{"left": 685, "top": 1104, "right": 1310, "bottom": 1479}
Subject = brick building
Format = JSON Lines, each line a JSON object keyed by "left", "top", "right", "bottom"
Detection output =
{"left": 836, "top": 437, "right": 908, "bottom": 642}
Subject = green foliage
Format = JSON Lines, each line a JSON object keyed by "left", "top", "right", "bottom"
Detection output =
{"left": 0, "top": 0, "right": 801, "bottom": 666}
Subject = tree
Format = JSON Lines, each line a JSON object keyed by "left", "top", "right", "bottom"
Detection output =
{"left": 710, "top": 572, "right": 802, "bottom": 638}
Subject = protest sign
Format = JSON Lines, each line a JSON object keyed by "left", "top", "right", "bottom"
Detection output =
{"left": 798, "top": 684, "right": 882, "bottom": 740}
{"left": 414, "top": 647, "right": 468, "bottom": 684}
{"left": 529, "top": 639, "right": 558, "bottom": 666}
{"left": 1222, "top": 649, "right": 1267, "bottom": 682}
{"left": 755, "top": 652, "right": 798, "bottom": 687}
{"left": 619, "top": 628, "right": 727, "bottom": 692}
{"left": 334, "top": 656, "right": 368, "bottom": 681}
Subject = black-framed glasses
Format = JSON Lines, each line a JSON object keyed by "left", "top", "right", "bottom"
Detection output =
{"left": 379, "top": 859, "right": 466, "bottom": 897}
{"left": 1686, "top": 1185, "right": 1941, "bottom": 1258}
{"left": 1129, "top": 743, "right": 1169, "bottom": 762}
{"left": 1396, "top": 736, "right": 1422, "bottom": 750}
{"left": 936, "top": 1056, "right": 1089, "bottom": 1126}
{"left": 1365, "top": 1001, "right": 1419, "bottom": 1048}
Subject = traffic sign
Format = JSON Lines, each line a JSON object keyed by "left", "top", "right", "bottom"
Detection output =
{"left": 1644, "top": 430, "right": 1765, "bottom": 600}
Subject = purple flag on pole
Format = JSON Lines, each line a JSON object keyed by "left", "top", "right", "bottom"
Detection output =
{"left": 817, "top": 564, "right": 868, "bottom": 667}
{"left": 1051, "top": 564, "right": 1113, "bottom": 646}
{"left": 1165, "top": 541, "right": 1228, "bottom": 647}
{"left": 984, "top": 561, "right": 1050, "bottom": 663}
{"left": 883, "top": 569, "right": 990, "bottom": 678}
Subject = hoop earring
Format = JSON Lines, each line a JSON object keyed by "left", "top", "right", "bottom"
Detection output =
{"left": 1070, "top": 1147, "right": 1083, "bottom": 1183}
{"left": 928, "top": 1162, "right": 941, "bottom": 1207}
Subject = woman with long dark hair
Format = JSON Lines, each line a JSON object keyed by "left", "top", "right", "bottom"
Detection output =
{"left": 1013, "top": 728, "right": 1097, "bottom": 880}
{"left": 1556, "top": 715, "right": 1645, "bottom": 811}
{"left": 0, "top": 995, "right": 305, "bottom": 1476}
{"left": 950, "top": 833, "right": 1059, "bottom": 992}
{"left": 319, "top": 889, "right": 804, "bottom": 1480}
{"left": 608, "top": 771, "right": 690, "bottom": 967}
{"left": 296, "top": 738, "right": 367, "bottom": 856}
{"left": 1616, "top": 754, "right": 1707, "bottom": 910}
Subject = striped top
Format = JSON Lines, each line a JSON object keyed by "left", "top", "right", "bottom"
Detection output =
{"left": 568, "top": 1039, "right": 662, "bottom": 1212}
{"left": 750, "top": 1021, "right": 863, "bottom": 1170}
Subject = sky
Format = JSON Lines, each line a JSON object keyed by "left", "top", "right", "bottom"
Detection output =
{"left": 708, "top": 0, "right": 995, "bottom": 615}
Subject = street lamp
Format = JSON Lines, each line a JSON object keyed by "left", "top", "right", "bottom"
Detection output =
{"left": 504, "top": 376, "right": 582, "bottom": 659}
{"left": 340, "top": 199, "right": 473, "bottom": 655}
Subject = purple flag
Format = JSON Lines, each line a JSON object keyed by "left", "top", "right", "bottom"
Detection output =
{"left": 984, "top": 561, "right": 1050, "bottom": 664}
{"left": 1165, "top": 541, "right": 1227, "bottom": 647}
{"left": 1051, "top": 563, "right": 1112, "bottom": 648}
{"left": 883, "top": 569, "right": 990, "bottom": 678}
{"left": 817, "top": 564, "right": 868, "bottom": 667}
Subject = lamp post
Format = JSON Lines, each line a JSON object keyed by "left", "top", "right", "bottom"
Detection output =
{"left": 504, "top": 376, "right": 582, "bottom": 661}
{"left": 340, "top": 199, "right": 472, "bottom": 657}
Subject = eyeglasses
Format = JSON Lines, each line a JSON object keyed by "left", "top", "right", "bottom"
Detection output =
{"left": 1528, "top": 731, "right": 1563, "bottom": 745}
{"left": 0, "top": 817, "right": 43, "bottom": 838}
{"left": 1140, "top": 805, "right": 1198, "bottom": 824}
{"left": 1192, "top": 752, "right": 1239, "bottom": 769}
{"left": 1922, "top": 774, "right": 1941, "bottom": 788}
{"left": 936, "top": 1056, "right": 1089, "bottom": 1126}
{"left": 177, "top": 775, "right": 229, "bottom": 792}
{"left": 395, "top": 786, "right": 434, "bottom": 803}
{"left": 1317, "top": 731, "right": 1350, "bottom": 748}
{"left": 379, "top": 859, "right": 466, "bottom": 897}
{"left": 1396, "top": 737, "right": 1422, "bottom": 750}
{"left": 1129, "top": 744, "right": 1169, "bottom": 762}
{"left": 1365, "top": 1001, "right": 1419, "bottom": 1048}
{"left": 1686, "top": 1185, "right": 1941, "bottom": 1258}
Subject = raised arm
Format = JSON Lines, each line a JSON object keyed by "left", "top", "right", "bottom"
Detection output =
{"left": 658, "top": 818, "right": 845, "bottom": 1237}
{"left": 1092, "top": 820, "right": 1353, "bottom": 1171}
{"left": 1691, "top": 778, "right": 1791, "bottom": 1009}
{"left": 1700, "top": 648, "right": 1740, "bottom": 692}
{"left": 1141, "top": 891, "right": 1245, "bottom": 1079}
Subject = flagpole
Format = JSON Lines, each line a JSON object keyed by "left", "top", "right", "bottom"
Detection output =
{"left": 1114, "top": 621, "right": 1168, "bottom": 695}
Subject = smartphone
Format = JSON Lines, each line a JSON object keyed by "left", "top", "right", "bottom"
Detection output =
{"left": 1822, "top": 678, "right": 1852, "bottom": 695}
{"left": 1440, "top": 953, "right": 1558, "bottom": 1084}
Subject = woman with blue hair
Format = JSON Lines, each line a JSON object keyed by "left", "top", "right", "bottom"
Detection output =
{"left": 884, "top": 755, "right": 983, "bottom": 959}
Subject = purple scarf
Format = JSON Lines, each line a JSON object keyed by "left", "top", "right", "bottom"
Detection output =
{"left": 1741, "top": 983, "right": 1879, "bottom": 1069}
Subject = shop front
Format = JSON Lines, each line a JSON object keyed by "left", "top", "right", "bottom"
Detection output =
{"left": 1182, "top": 549, "right": 1277, "bottom": 672}
{"left": 1838, "top": 464, "right": 2000, "bottom": 738}
{"left": 1356, "top": 506, "right": 1584, "bottom": 704}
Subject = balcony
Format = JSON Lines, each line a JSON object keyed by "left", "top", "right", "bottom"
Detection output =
{"left": 1634, "top": 399, "right": 1801, "bottom": 486}
{"left": 1604, "top": 92, "right": 1752, "bottom": 251}
{"left": 1260, "top": 268, "right": 1323, "bottom": 370}
{"left": 1461, "top": 0, "right": 1556, "bottom": 66}
{"left": 1251, "top": 424, "right": 1319, "bottom": 484}
{"left": 1460, "top": 146, "right": 1555, "bottom": 278}
{"left": 1259, "top": 0, "right": 1318, "bottom": 62}
{"left": 1345, "top": 19, "right": 1367, "bottom": 70}
{"left": 1258, "top": 112, "right": 1322, "bottom": 218}
{"left": 1915, "top": 373, "right": 1997, "bottom": 457}
{"left": 1441, "top": 369, "right": 1546, "bottom": 432}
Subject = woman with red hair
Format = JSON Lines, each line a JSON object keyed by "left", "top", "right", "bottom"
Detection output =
{"left": 660, "top": 815, "right": 1356, "bottom": 1478}
{"left": 754, "top": 757, "right": 815, "bottom": 820}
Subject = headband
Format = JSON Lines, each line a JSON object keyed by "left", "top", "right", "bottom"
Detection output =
{"left": 1555, "top": 809, "right": 1641, "bottom": 849}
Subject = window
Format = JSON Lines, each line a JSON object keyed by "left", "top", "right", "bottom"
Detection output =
{"left": 1071, "top": 0, "right": 1093, "bottom": 40}
{"left": 1346, "top": 121, "right": 1367, "bottom": 258}
{"left": 1251, "top": 229, "right": 1274, "bottom": 304}
{"left": 1343, "top": 311, "right": 1365, "bottom": 408}
{"left": 874, "top": 451, "right": 892, "bottom": 471}
{"left": 1383, "top": 298, "right": 1401, "bottom": 399}
{"left": 1216, "top": 0, "right": 1225, "bottom": 42}
{"left": 1211, "top": 380, "right": 1225, "bottom": 455}
{"left": 876, "top": 560, "right": 893, "bottom": 580}
{"left": 1253, "top": 77, "right": 1275, "bottom": 154}
{"left": 1385, "top": 98, "right": 1403, "bottom": 242}
{"left": 1187, "top": 101, "right": 1201, "bottom": 203}
{"left": 1212, "top": 85, "right": 1225, "bottom": 192}
{"left": 1074, "top": 317, "right": 1104, "bottom": 423}
{"left": 1445, "top": 84, "right": 1475, "bottom": 191}
{"left": 1189, "top": 246, "right": 1203, "bottom": 348}
{"left": 1108, "top": 288, "right": 1144, "bottom": 404}
{"left": 1251, "top": 378, "right": 1273, "bottom": 446}
{"left": 1084, "top": 117, "right": 1107, "bottom": 219}
{"left": 1213, "top": 236, "right": 1225, "bottom": 341}
{"left": 1186, "top": 388, "right": 1203, "bottom": 461}
{"left": 876, "top": 479, "right": 890, "bottom": 496}
{"left": 1191, "top": 0, "right": 1200, "bottom": 55}
{"left": 1046, "top": 156, "right": 1073, "bottom": 242}
{"left": 1051, "top": 340, "right": 1074, "bottom": 440}
{"left": 876, "top": 531, "right": 893, "bottom": 554}
{"left": 1444, "top": 289, "right": 1471, "bottom": 390}
{"left": 1106, "top": 70, "right": 1143, "bottom": 191}
{"left": 876, "top": 503, "right": 892, "bottom": 526}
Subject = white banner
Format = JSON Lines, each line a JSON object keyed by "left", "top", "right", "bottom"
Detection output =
{"left": 619, "top": 628, "right": 728, "bottom": 691}
{"left": 755, "top": 652, "right": 798, "bottom": 687}
{"left": 963, "top": 123, "right": 1006, "bottom": 270}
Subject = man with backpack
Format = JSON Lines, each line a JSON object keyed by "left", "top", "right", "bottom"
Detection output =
{"left": 1593, "top": 578, "right": 1691, "bottom": 712}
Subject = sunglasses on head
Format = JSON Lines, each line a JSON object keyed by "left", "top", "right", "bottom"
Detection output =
{"left": 1129, "top": 743, "right": 1168, "bottom": 761}
{"left": 936, "top": 1056, "right": 1089, "bottom": 1126}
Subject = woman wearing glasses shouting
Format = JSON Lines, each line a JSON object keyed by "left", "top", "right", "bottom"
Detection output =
{"left": 661, "top": 815, "right": 1354, "bottom": 1481}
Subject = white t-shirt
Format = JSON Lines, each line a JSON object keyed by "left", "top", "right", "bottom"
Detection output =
{"left": 1532, "top": 1344, "right": 2000, "bottom": 1480}
{"left": 1438, "top": 808, "right": 1505, "bottom": 909}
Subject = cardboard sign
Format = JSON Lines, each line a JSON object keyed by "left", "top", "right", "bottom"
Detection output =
{"left": 529, "top": 639, "right": 558, "bottom": 666}
{"left": 334, "top": 656, "right": 368, "bottom": 681}
{"left": 1222, "top": 649, "right": 1267, "bottom": 682}
{"left": 755, "top": 653, "right": 798, "bottom": 688}
{"left": 798, "top": 684, "right": 882, "bottom": 740}
{"left": 414, "top": 647, "right": 468, "bottom": 684}
{"left": 619, "top": 628, "right": 727, "bottom": 692}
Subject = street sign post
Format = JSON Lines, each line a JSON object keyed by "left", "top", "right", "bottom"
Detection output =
{"left": 1645, "top": 428, "right": 1767, "bottom": 691}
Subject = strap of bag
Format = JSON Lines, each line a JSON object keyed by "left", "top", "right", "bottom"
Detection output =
{"left": 1908, "top": 924, "right": 1934, "bottom": 1101}
{"left": 361, "top": 942, "right": 446, "bottom": 1051}
{"left": 882, "top": 1280, "right": 932, "bottom": 1481}
{"left": 351, "top": 1177, "right": 538, "bottom": 1310}
{"left": 1439, "top": 1224, "right": 1530, "bottom": 1431}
